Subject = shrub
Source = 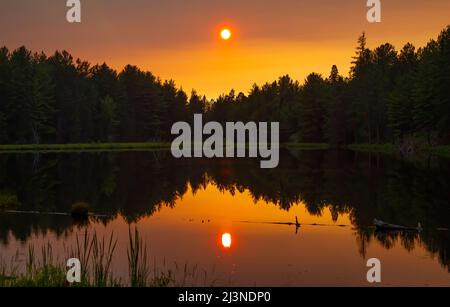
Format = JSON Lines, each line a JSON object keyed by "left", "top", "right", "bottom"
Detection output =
{"left": 71, "top": 202, "right": 91, "bottom": 220}
{"left": 0, "top": 190, "right": 20, "bottom": 211}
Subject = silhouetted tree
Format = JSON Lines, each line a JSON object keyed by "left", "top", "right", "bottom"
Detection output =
{"left": 299, "top": 73, "right": 326, "bottom": 142}
{"left": 0, "top": 25, "right": 449, "bottom": 145}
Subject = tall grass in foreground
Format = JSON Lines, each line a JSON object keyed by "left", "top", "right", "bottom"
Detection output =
{"left": 0, "top": 226, "right": 222, "bottom": 287}
{"left": 0, "top": 228, "right": 173, "bottom": 287}
{"left": 127, "top": 227, "right": 150, "bottom": 287}
{"left": 91, "top": 232, "right": 118, "bottom": 287}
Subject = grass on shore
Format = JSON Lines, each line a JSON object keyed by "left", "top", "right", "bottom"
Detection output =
{"left": 346, "top": 144, "right": 398, "bottom": 154}
{"left": 0, "top": 142, "right": 449, "bottom": 158}
{"left": 0, "top": 142, "right": 329, "bottom": 155}
{"left": 348, "top": 143, "right": 450, "bottom": 158}
{"left": 0, "top": 142, "right": 171, "bottom": 153}
{"left": 429, "top": 145, "right": 450, "bottom": 158}
{"left": 283, "top": 143, "right": 330, "bottom": 150}
{"left": 0, "top": 142, "right": 330, "bottom": 153}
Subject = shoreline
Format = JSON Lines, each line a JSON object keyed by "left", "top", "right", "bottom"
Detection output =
{"left": 0, "top": 142, "right": 448, "bottom": 158}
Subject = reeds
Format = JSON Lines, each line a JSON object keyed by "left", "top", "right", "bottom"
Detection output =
{"left": 127, "top": 227, "right": 149, "bottom": 287}
{"left": 0, "top": 258, "right": 18, "bottom": 287}
{"left": 73, "top": 230, "right": 94, "bottom": 284}
{"left": 92, "top": 232, "right": 117, "bottom": 287}
{"left": 14, "top": 243, "right": 67, "bottom": 287}
{"left": 0, "top": 227, "right": 182, "bottom": 287}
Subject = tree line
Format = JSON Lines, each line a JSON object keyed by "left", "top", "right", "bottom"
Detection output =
{"left": 0, "top": 26, "right": 448, "bottom": 145}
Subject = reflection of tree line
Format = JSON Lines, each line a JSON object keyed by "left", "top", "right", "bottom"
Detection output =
{"left": 0, "top": 150, "right": 449, "bottom": 270}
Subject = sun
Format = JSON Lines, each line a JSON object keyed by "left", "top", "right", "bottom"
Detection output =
{"left": 221, "top": 233, "right": 232, "bottom": 248}
{"left": 220, "top": 28, "right": 232, "bottom": 40}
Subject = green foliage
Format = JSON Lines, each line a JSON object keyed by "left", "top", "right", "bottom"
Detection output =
{"left": 91, "top": 232, "right": 118, "bottom": 287}
{"left": 11, "top": 265, "right": 67, "bottom": 287}
{"left": 413, "top": 26, "right": 450, "bottom": 144}
{"left": 387, "top": 43, "right": 417, "bottom": 141}
{"left": 0, "top": 190, "right": 20, "bottom": 211}
{"left": 428, "top": 145, "right": 450, "bottom": 158}
{"left": 347, "top": 143, "right": 398, "bottom": 154}
{"left": 0, "top": 112, "right": 6, "bottom": 143}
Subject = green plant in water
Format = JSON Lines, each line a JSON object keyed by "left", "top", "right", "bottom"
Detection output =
{"left": 0, "top": 228, "right": 179, "bottom": 287}
{"left": 127, "top": 227, "right": 150, "bottom": 287}
{"left": 71, "top": 202, "right": 91, "bottom": 220}
{"left": 91, "top": 232, "right": 117, "bottom": 287}
{"left": 72, "top": 230, "right": 94, "bottom": 284}
{"left": 0, "top": 258, "right": 18, "bottom": 287}
{"left": 16, "top": 243, "right": 67, "bottom": 287}
{"left": 151, "top": 271, "right": 173, "bottom": 287}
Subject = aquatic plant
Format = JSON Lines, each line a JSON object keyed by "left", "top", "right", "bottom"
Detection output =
{"left": 127, "top": 227, "right": 150, "bottom": 287}
{"left": 71, "top": 202, "right": 91, "bottom": 220}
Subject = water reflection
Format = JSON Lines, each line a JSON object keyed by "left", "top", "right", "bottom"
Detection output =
{"left": 0, "top": 149, "right": 449, "bottom": 284}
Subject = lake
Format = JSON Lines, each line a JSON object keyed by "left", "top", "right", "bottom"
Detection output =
{"left": 0, "top": 149, "right": 449, "bottom": 286}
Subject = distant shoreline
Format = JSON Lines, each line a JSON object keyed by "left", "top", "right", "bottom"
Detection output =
{"left": 0, "top": 142, "right": 448, "bottom": 157}
{"left": 0, "top": 142, "right": 171, "bottom": 153}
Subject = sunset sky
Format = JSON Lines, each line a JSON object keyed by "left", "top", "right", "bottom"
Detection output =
{"left": 1, "top": 0, "right": 449, "bottom": 98}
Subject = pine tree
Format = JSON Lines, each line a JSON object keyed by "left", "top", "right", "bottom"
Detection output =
{"left": 98, "top": 95, "right": 118, "bottom": 142}
{"left": 0, "top": 47, "right": 10, "bottom": 143}
{"left": 90, "top": 63, "right": 122, "bottom": 141}
{"left": 299, "top": 73, "right": 327, "bottom": 143}
{"left": 387, "top": 43, "right": 417, "bottom": 141}
{"left": 372, "top": 43, "right": 398, "bottom": 143}
{"left": 28, "top": 56, "right": 56, "bottom": 144}
{"left": 325, "top": 65, "right": 348, "bottom": 146}
{"left": 413, "top": 41, "right": 440, "bottom": 144}
{"left": 349, "top": 33, "right": 374, "bottom": 144}
{"left": 435, "top": 26, "right": 450, "bottom": 142}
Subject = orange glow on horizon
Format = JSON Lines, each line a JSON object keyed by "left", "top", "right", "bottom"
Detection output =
{"left": 70, "top": 20, "right": 449, "bottom": 99}
{"left": 3, "top": 1, "right": 450, "bottom": 99}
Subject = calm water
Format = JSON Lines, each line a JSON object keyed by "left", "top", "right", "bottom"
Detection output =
{"left": 0, "top": 150, "right": 449, "bottom": 286}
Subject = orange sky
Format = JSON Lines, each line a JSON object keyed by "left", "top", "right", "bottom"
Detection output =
{"left": 1, "top": 0, "right": 449, "bottom": 98}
